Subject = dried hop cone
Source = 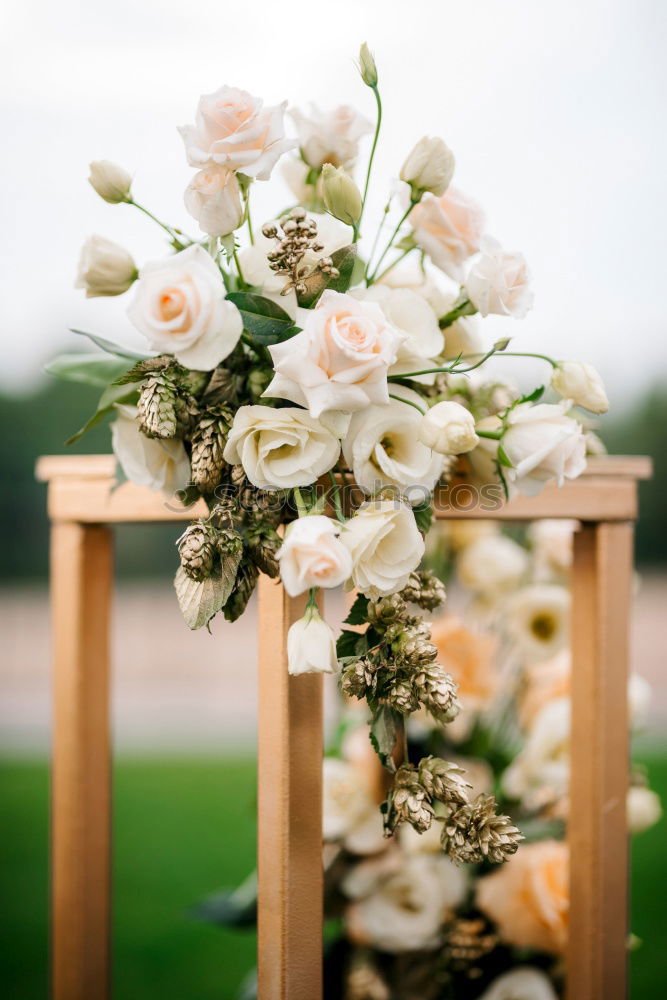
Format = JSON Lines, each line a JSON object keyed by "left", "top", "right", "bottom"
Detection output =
{"left": 413, "top": 663, "right": 461, "bottom": 724}
{"left": 340, "top": 657, "right": 378, "bottom": 700}
{"left": 137, "top": 372, "right": 180, "bottom": 439}
{"left": 401, "top": 569, "right": 447, "bottom": 611}
{"left": 418, "top": 756, "right": 471, "bottom": 807}
{"left": 190, "top": 406, "right": 232, "bottom": 494}
{"left": 443, "top": 916, "right": 498, "bottom": 976}
{"left": 397, "top": 635, "right": 438, "bottom": 669}
{"left": 386, "top": 765, "right": 434, "bottom": 834}
{"left": 223, "top": 560, "right": 259, "bottom": 623}
{"left": 367, "top": 593, "right": 407, "bottom": 628}
{"left": 385, "top": 677, "right": 420, "bottom": 715}
{"left": 177, "top": 520, "right": 217, "bottom": 581}
{"left": 247, "top": 524, "right": 281, "bottom": 579}
{"left": 441, "top": 794, "right": 523, "bottom": 865}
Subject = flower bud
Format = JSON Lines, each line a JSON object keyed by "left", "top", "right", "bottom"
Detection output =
{"left": 627, "top": 785, "right": 662, "bottom": 834}
{"left": 287, "top": 605, "right": 338, "bottom": 676}
{"left": 88, "top": 160, "right": 133, "bottom": 203}
{"left": 551, "top": 360, "right": 609, "bottom": 414}
{"left": 75, "top": 235, "right": 137, "bottom": 297}
{"left": 321, "top": 163, "right": 362, "bottom": 227}
{"left": 184, "top": 164, "right": 243, "bottom": 237}
{"left": 419, "top": 401, "right": 479, "bottom": 455}
{"left": 358, "top": 42, "right": 378, "bottom": 88}
{"left": 400, "top": 136, "right": 455, "bottom": 199}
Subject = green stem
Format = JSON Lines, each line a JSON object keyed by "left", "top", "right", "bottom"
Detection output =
{"left": 365, "top": 197, "right": 392, "bottom": 283}
{"left": 293, "top": 487, "right": 308, "bottom": 517}
{"left": 233, "top": 245, "right": 246, "bottom": 287}
{"left": 327, "top": 471, "right": 346, "bottom": 524}
{"left": 501, "top": 351, "right": 558, "bottom": 368}
{"left": 372, "top": 246, "right": 414, "bottom": 285}
{"left": 243, "top": 188, "right": 254, "bottom": 246}
{"left": 207, "top": 236, "right": 218, "bottom": 260}
{"left": 307, "top": 587, "right": 318, "bottom": 610}
{"left": 476, "top": 429, "right": 503, "bottom": 440}
{"left": 438, "top": 298, "right": 477, "bottom": 329}
{"left": 389, "top": 392, "right": 426, "bottom": 415}
{"left": 367, "top": 201, "right": 416, "bottom": 284}
{"left": 358, "top": 85, "right": 382, "bottom": 235}
{"left": 128, "top": 199, "right": 190, "bottom": 248}
{"left": 387, "top": 348, "right": 559, "bottom": 382}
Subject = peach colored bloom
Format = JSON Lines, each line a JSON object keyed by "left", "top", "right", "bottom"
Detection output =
{"left": 409, "top": 187, "right": 485, "bottom": 281}
{"left": 431, "top": 617, "right": 499, "bottom": 710}
{"left": 519, "top": 650, "right": 571, "bottom": 730}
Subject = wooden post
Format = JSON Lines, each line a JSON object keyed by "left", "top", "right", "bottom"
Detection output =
{"left": 257, "top": 575, "right": 323, "bottom": 1000}
{"left": 50, "top": 521, "right": 113, "bottom": 1000}
{"left": 568, "top": 521, "right": 633, "bottom": 1000}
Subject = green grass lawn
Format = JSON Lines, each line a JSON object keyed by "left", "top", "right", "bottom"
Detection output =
{"left": 1, "top": 754, "right": 665, "bottom": 999}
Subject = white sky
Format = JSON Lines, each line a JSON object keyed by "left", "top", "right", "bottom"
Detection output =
{"left": 2, "top": 0, "right": 666, "bottom": 404}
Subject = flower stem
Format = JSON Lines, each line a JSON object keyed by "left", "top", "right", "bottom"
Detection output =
{"left": 128, "top": 199, "right": 192, "bottom": 248}
{"left": 307, "top": 587, "right": 318, "bottom": 610}
{"left": 372, "top": 246, "right": 414, "bottom": 285}
{"left": 387, "top": 348, "right": 559, "bottom": 382}
{"left": 367, "top": 201, "right": 416, "bottom": 284}
{"left": 389, "top": 392, "right": 426, "bottom": 415}
{"left": 438, "top": 298, "right": 476, "bottom": 329}
{"left": 293, "top": 487, "right": 308, "bottom": 517}
{"left": 364, "top": 197, "right": 392, "bottom": 283}
{"left": 358, "top": 85, "right": 382, "bottom": 235}
{"left": 476, "top": 429, "right": 503, "bottom": 440}
{"left": 233, "top": 245, "right": 246, "bottom": 287}
{"left": 243, "top": 188, "right": 254, "bottom": 246}
{"left": 328, "top": 471, "right": 346, "bottom": 524}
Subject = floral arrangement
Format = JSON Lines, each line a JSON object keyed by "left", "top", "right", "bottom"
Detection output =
{"left": 51, "top": 45, "right": 614, "bottom": 872}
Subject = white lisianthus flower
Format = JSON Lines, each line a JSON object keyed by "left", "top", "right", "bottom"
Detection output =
{"left": 343, "top": 387, "right": 443, "bottom": 503}
{"left": 111, "top": 404, "right": 191, "bottom": 497}
{"left": 321, "top": 163, "right": 362, "bottom": 226}
{"left": 178, "top": 86, "right": 295, "bottom": 180}
{"left": 457, "top": 533, "right": 528, "bottom": 595}
{"left": 400, "top": 136, "right": 455, "bottom": 198}
{"left": 342, "top": 500, "right": 425, "bottom": 597}
{"left": 75, "top": 235, "right": 137, "bottom": 298}
{"left": 277, "top": 515, "right": 353, "bottom": 596}
{"left": 222, "top": 405, "right": 341, "bottom": 491}
{"left": 290, "top": 104, "right": 373, "bottom": 169}
{"left": 503, "top": 401, "right": 587, "bottom": 497}
{"left": 502, "top": 697, "right": 570, "bottom": 809}
{"left": 528, "top": 519, "right": 577, "bottom": 579}
{"left": 287, "top": 605, "right": 337, "bottom": 675}
{"left": 465, "top": 235, "right": 533, "bottom": 318}
{"left": 127, "top": 245, "right": 242, "bottom": 370}
{"left": 239, "top": 213, "right": 351, "bottom": 319}
{"left": 419, "top": 401, "right": 478, "bottom": 455}
{"left": 323, "top": 758, "right": 385, "bottom": 855}
{"left": 184, "top": 164, "right": 243, "bottom": 237}
{"left": 351, "top": 285, "right": 444, "bottom": 383}
{"left": 505, "top": 584, "right": 570, "bottom": 662}
{"left": 409, "top": 187, "right": 486, "bottom": 282}
{"left": 551, "top": 360, "right": 609, "bottom": 414}
{"left": 477, "top": 968, "right": 558, "bottom": 1000}
{"left": 88, "top": 160, "right": 132, "bottom": 203}
{"left": 627, "top": 785, "right": 662, "bottom": 834}
{"left": 264, "top": 289, "right": 404, "bottom": 418}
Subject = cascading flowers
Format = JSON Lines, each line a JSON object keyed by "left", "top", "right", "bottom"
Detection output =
{"left": 51, "top": 43, "right": 610, "bottom": 869}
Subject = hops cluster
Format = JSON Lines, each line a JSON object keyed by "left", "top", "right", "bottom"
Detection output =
{"left": 176, "top": 520, "right": 243, "bottom": 583}
{"left": 418, "top": 756, "right": 470, "bottom": 807}
{"left": 340, "top": 656, "right": 378, "bottom": 700}
{"left": 413, "top": 662, "right": 460, "bottom": 724}
{"left": 137, "top": 370, "right": 180, "bottom": 439}
{"left": 262, "top": 208, "right": 339, "bottom": 296}
{"left": 400, "top": 569, "right": 447, "bottom": 611}
{"left": 441, "top": 794, "right": 523, "bottom": 865}
{"left": 385, "top": 765, "right": 435, "bottom": 835}
{"left": 190, "top": 405, "right": 233, "bottom": 494}
{"left": 443, "top": 916, "right": 498, "bottom": 977}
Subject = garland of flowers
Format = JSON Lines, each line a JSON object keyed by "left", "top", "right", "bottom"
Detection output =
{"left": 53, "top": 43, "right": 612, "bottom": 871}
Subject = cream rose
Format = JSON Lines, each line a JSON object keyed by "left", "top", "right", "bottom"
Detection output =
{"left": 111, "top": 404, "right": 191, "bottom": 497}
{"left": 277, "top": 515, "right": 353, "bottom": 596}
{"left": 75, "top": 235, "right": 137, "bottom": 298}
{"left": 342, "top": 500, "right": 425, "bottom": 598}
{"left": 505, "top": 584, "right": 570, "bottom": 662}
{"left": 409, "top": 187, "right": 486, "bottom": 281}
{"left": 476, "top": 840, "right": 569, "bottom": 954}
{"left": 527, "top": 519, "right": 577, "bottom": 579}
{"left": 127, "top": 245, "right": 242, "bottom": 370}
{"left": 478, "top": 968, "right": 558, "bottom": 1000}
{"left": 419, "top": 401, "right": 478, "bottom": 455}
{"left": 264, "top": 289, "right": 404, "bottom": 417}
{"left": 222, "top": 405, "right": 341, "bottom": 491}
{"left": 465, "top": 235, "right": 533, "bottom": 318}
{"left": 323, "top": 757, "right": 385, "bottom": 854}
{"left": 178, "top": 85, "right": 294, "bottom": 180}
{"left": 551, "top": 360, "right": 609, "bottom": 414}
{"left": 290, "top": 103, "right": 372, "bottom": 169}
{"left": 342, "top": 388, "right": 443, "bottom": 504}
{"left": 400, "top": 136, "right": 455, "bottom": 198}
{"left": 457, "top": 533, "right": 528, "bottom": 594}
{"left": 502, "top": 698, "right": 570, "bottom": 809}
{"left": 184, "top": 164, "right": 243, "bottom": 237}
{"left": 351, "top": 285, "right": 444, "bottom": 382}
{"left": 287, "top": 606, "right": 338, "bottom": 675}
{"left": 502, "top": 401, "right": 587, "bottom": 497}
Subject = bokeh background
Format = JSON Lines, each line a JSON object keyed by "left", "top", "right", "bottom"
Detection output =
{"left": 1, "top": 0, "right": 666, "bottom": 996}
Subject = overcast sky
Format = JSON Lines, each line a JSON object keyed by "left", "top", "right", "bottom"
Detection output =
{"left": 2, "top": 0, "right": 666, "bottom": 405}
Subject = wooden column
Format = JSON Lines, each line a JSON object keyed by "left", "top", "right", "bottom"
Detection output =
{"left": 257, "top": 576, "right": 323, "bottom": 1000}
{"left": 50, "top": 521, "right": 113, "bottom": 1000}
{"left": 568, "top": 521, "right": 633, "bottom": 1000}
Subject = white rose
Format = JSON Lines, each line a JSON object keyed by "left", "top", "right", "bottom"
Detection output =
{"left": 478, "top": 968, "right": 558, "bottom": 1000}
{"left": 287, "top": 606, "right": 337, "bottom": 675}
{"left": 88, "top": 159, "right": 132, "bottom": 203}
{"left": 323, "top": 758, "right": 385, "bottom": 854}
{"left": 505, "top": 584, "right": 570, "bottom": 662}
{"left": 465, "top": 235, "right": 533, "bottom": 318}
{"left": 127, "top": 245, "right": 242, "bottom": 370}
{"left": 239, "top": 213, "right": 352, "bottom": 319}
{"left": 409, "top": 187, "right": 486, "bottom": 282}
{"left": 75, "top": 235, "right": 137, "bottom": 298}
{"left": 277, "top": 515, "right": 353, "bottom": 596}
{"left": 111, "top": 404, "right": 191, "bottom": 497}
{"left": 264, "top": 289, "right": 404, "bottom": 418}
{"left": 503, "top": 401, "right": 587, "bottom": 497}
{"left": 627, "top": 785, "right": 662, "bottom": 834}
{"left": 351, "top": 285, "right": 444, "bottom": 383}
{"left": 527, "top": 519, "right": 577, "bottom": 579}
{"left": 290, "top": 103, "right": 372, "bottom": 169}
{"left": 457, "top": 533, "right": 528, "bottom": 594}
{"left": 502, "top": 698, "right": 570, "bottom": 809}
{"left": 342, "top": 500, "right": 425, "bottom": 598}
{"left": 178, "top": 86, "right": 295, "bottom": 180}
{"left": 222, "top": 405, "right": 341, "bottom": 490}
{"left": 343, "top": 387, "right": 443, "bottom": 504}
{"left": 419, "top": 401, "right": 479, "bottom": 455}
{"left": 551, "top": 361, "right": 609, "bottom": 414}
{"left": 400, "top": 136, "right": 455, "bottom": 198}
{"left": 184, "top": 164, "right": 243, "bottom": 237}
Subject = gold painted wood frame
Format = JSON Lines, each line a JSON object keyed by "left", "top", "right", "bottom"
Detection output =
{"left": 36, "top": 454, "right": 651, "bottom": 1000}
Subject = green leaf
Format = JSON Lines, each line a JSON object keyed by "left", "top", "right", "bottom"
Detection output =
{"left": 412, "top": 499, "right": 433, "bottom": 535}
{"left": 344, "top": 593, "right": 370, "bottom": 626}
{"left": 70, "top": 328, "right": 148, "bottom": 360}
{"left": 65, "top": 383, "right": 138, "bottom": 445}
{"left": 497, "top": 443, "right": 514, "bottom": 469}
{"left": 193, "top": 870, "right": 257, "bottom": 928}
{"left": 226, "top": 292, "right": 298, "bottom": 345}
{"left": 296, "top": 245, "right": 358, "bottom": 308}
{"left": 336, "top": 628, "right": 368, "bottom": 659}
{"left": 45, "top": 353, "right": 131, "bottom": 388}
{"left": 174, "top": 549, "right": 241, "bottom": 631}
{"left": 369, "top": 706, "right": 400, "bottom": 772}
{"left": 518, "top": 384, "right": 545, "bottom": 405}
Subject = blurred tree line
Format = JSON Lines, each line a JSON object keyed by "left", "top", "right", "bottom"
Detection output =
{"left": 3, "top": 378, "right": 666, "bottom": 581}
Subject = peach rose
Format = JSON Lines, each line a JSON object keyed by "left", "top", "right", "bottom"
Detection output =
{"left": 409, "top": 187, "right": 486, "bottom": 281}
{"left": 519, "top": 650, "right": 571, "bottom": 730}
{"left": 184, "top": 163, "right": 243, "bottom": 237}
{"left": 290, "top": 103, "right": 372, "bottom": 169}
{"left": 465, "top": 235, "right": 533, "bottom": 319}
{"left": 476, "top": 840, "right": 569, "bottom": 954}
{"left": 431, "top": 616, "right": 499, "bottom": 710}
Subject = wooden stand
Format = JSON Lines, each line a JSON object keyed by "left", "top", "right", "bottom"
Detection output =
{"left": 36, "top": 454, "right": 651, "bottom": 1000}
